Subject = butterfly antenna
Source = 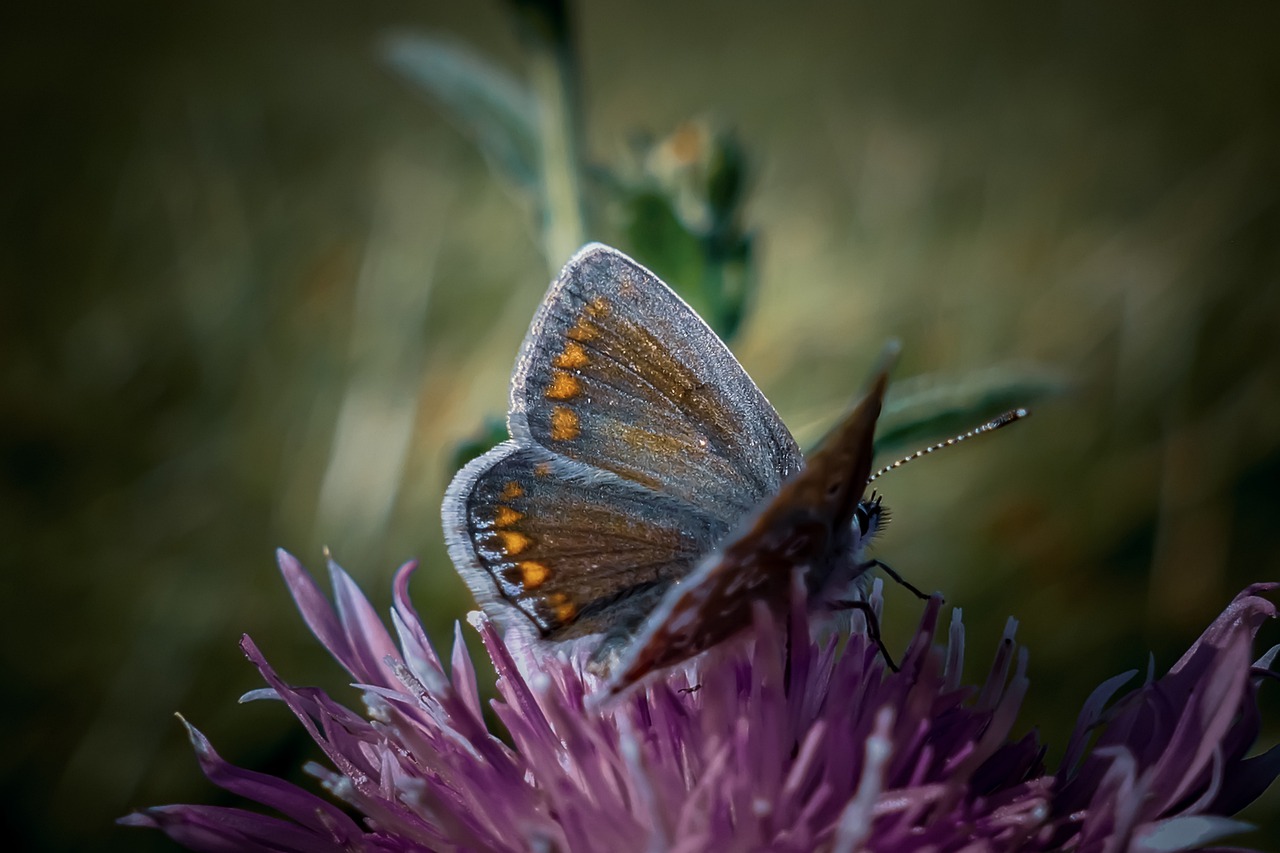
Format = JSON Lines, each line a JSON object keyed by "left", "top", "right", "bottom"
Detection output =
{"left": 867, "top": 408, "right": 1029, "bottom": 484}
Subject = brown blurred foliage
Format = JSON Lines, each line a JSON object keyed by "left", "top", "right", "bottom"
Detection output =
{"left": 2, "top": 2, "right": 1278, "bottom": 850}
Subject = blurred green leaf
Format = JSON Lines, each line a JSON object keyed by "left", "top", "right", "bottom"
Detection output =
{"left": 875, "top": 365, "right": 1069, "bottom": 456}
{"left": 382, "top": 32, "right": 541, "bottom": 192}
{"left": 500, "top": 0, "right": 571, "bottom": 48}
{"left": 701, "top": 235, "right": 752, "bottom": 340}
{"left": 624, "top": 190, "right": 711, "bottom": 305}
{"left": 450, "top": 415, "right": 510, "bottom": 473}
{"left": 704, "top": 132, "right": 746, "bottom": 223}
{"left": 614, "top": 121, "right": 756, "bottom": 340}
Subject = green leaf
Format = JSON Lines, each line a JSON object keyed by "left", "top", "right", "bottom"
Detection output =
{"left": 875, "top": 365, "right": 1069, "bottom": 456}
{"left": 623, "top": 190, "right": 713, "bottom": 314}
{"left": 382, "top": 32, "right": 541, "bottom": 192}
{"left": 450, "top": 415, "right": 510, "bottom": 474}
{"left": 613, "top": 122, "right": 758, "bottom": 341}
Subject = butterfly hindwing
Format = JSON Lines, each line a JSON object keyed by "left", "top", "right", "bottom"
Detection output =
{"left": 443, "top": 442, "right": 723, "bottom": 639}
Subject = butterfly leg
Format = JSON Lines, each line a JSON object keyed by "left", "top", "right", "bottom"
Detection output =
{"left": 861, "top": 558, "right": 929, "bottom": 600}
{"left": 828, "top": 598, "right": 899, "bottom": 672}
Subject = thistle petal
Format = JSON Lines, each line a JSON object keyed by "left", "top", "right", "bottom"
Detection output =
{"left": 126, "top": 552, "right": 1280, "bottom": 852}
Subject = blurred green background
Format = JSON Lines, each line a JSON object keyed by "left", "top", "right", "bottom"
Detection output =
{"left": 4, "top": 1, "right": 1279, "bottom": 850}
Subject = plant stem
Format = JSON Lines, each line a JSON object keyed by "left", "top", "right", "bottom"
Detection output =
{"left": 525, "top": 10, "right": 587, "bottom": 266}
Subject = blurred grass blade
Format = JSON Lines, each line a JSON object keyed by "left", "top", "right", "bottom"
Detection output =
{"left": 875, "top": 365, "right": 1069, "bottom": 455}
{"left": 382, "top": 32, "right": 541, "bottom": 192}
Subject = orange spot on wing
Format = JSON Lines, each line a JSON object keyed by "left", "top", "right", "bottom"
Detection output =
{"left": 546, "top": 592, "right": 578, "bottom": 624}
{"left": 550, "top": 406, "right": 580, "bottom": 441}
{"left": 567, "top": 303, "right": 604, "bottom": 342}
{"left": 496, "top": 530, "right": 533, "bottom": 556}
{"left": 518, "top": 560, "right": 551, "bottom": 588}
{"left": 534, "top": 462, "right": 552, "bottom": 477}
{"left": 545, "top": 370, "right": 581, "bottom": 400}
{"left": 553, "top": 341, "right": 590, "bottom": 369}
{"left": 501, "top": 481, "right": 524, "bottom": 499}
{"left": 493, "top": 506, "right": 523, "bottom": 527}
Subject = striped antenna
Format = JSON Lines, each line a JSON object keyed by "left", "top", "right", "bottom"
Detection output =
{"left": 867, "top": 408, "right": 1029, "bottom": 484}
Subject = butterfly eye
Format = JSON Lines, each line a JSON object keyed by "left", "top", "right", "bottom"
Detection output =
{"left": 852, "top": 502, "right": 874, "bottom": 537}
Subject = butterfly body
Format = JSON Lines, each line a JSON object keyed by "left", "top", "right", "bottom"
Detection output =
{"left": 607, "top": 369, "right": 889, "bottom": 685}
{"left": 443, "top": 244, "right": 889, "bottom": 691}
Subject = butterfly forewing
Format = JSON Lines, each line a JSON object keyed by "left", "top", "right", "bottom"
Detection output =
{"left": 510, "top": 245, "right": 802, "bottom": 525}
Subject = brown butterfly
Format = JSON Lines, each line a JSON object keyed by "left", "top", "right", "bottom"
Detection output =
{"left": 443, "top": 244, "right": 1020, "bottom": 694}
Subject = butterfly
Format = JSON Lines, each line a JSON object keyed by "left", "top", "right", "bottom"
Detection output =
{"left": 443, "top": 244, "right": 915, "bottom": 694}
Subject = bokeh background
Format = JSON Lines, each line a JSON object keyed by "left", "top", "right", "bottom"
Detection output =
{"left": 4, "top": 2, "right": 1279, "bottom": 850}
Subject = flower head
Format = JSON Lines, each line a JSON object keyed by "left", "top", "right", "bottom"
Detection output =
{"left": 122, "top": 551, "right": 1279, "bottom": 851}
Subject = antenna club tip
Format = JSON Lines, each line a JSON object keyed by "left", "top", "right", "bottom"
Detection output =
{"left": 987, "top": 408, "right": 1030, "bottom": 429}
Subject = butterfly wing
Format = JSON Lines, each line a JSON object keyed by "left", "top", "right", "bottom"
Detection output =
{"left": 443, "top": 244, "right": 803, "bottom": 641}
{"left": 510, "top": 244, "right": 802, "bottom": 524}
{"left": 607, "top": 366, "right": 890, "bottom": 691}
{"left": 445, "top": 443, "right": 714, "bottom": 638}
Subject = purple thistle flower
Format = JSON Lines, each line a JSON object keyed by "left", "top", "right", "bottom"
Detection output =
{"left": 122, "top": 551, "right": 1279, "bottom": 852}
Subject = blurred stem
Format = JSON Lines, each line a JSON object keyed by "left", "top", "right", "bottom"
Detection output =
{"left": 521, "top": 4, "right": 587, "bottom": 266}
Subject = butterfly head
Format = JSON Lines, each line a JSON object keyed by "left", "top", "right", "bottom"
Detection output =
{"left": 852, "top": 490, "right": 889, "bottom": 543}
